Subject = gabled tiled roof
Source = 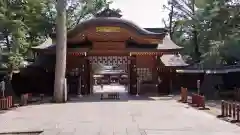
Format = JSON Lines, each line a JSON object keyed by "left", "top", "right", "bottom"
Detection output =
{"left": 160, "top": 54, "right": 188, "bottom": 67}
{"left": 157, "top": 35, "right": 183, "bottom": 50}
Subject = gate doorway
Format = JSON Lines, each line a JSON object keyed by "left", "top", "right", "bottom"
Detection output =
{"left": 88, "top": 56, "right": 129, "bottom": 95}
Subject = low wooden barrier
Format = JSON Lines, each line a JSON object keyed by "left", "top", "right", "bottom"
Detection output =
{"left": 27, "top": 93, "right": 32, "bottom": 101}
{"left": 0, "top": 96, "right": 13, "bottom": 110}
{"left": 191, "top": 93, "right": 206, "bottom": 109}
{"left": 100, "top": 92, "right": 120, "bottom": 100}
{"left": 40, "top": 94, "right": 44, "bottom": 101}
{"left": 179, "top": 87, "right": 188, "bottom": 103}
{"left": 20, "top": 93, "right": 29, "bottom": 106}
{"left": 234, "top": 88, "right": 240, "bottom": 101}
{"left": 218, "top": 101, "right": 240, "bottom": 123}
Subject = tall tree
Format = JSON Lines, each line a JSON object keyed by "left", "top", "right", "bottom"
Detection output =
{"left": 54, "top": 0, "right": 67, "bottom": 103}
{"left": 0, "top": 0, "right": 30, "bottom": 76}
{"left": 164, "top": 0, "right": 240, "bottom": 67}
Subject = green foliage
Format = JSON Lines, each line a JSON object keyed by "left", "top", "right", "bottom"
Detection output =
{"left": 164, "top": 0, "right": 240, "bottom": 67}
{"left": 8, "top": 52, "right": 24, "bottom": 70}
{"left": 0, "top": 0, "right": 114, "bottom": 70}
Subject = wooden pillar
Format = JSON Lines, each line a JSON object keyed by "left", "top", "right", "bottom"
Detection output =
{"left": 153, "top": 55, "right": 159, "bottom": 93}
{"left": 169, "top": 68, "right": 175, "bottom": 94}
{"left": 80, "top": 57, "right": 91, "bottom": 95}
{"left": 80, "top": 60, "right": 85, "bottom": 95}
{"left": 169, "top": 70, "right": 173, "bottom": 94}
{"left": 156, "top": 55, "right": 161, "bottom": 94}
{"left": 129, "top": 55, "right": 137, "bottom": 95}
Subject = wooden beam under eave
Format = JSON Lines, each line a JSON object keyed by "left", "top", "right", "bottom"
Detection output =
{"left": 88, "top": 50, "right": 129, "bottom": 56}
{"left": 129, "top": 52, "right": 163, "bottom": 56}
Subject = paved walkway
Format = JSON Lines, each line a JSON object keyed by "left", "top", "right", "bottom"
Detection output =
{"left": 93, "top": 84, "right": 127, "bottom": 93}
{"left": 0, "top": 95, "right": 240, "bottom": 135}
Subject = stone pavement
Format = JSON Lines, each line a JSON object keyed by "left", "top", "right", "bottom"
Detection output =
{"left": 0, "top": 96, "right": 240, "bottom": 135}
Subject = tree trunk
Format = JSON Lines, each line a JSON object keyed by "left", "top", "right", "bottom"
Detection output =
{"left": 54, "top": 0, "right": 67, "bottom": 103}
{"left": 192, "top": 0, "right": 201, "bottom": 62}
{"left": 169, "top": 0, "right": 174, "bottom": 39}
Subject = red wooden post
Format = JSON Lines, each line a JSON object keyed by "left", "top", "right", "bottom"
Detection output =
{"left": 192, "top": 93, "right": 198, "bottom": 105}
{"left": 233, "top": 103, "right": 236, "bottom": 120}
{"left": 40, "top": 94, "right": 44, "bottom": 101}
{"left": 2, "top": 98, "right": 6, "bottom": 109}
{"left": 8, "top": 96, "right": 12, "bottom": 108}
{"left": 229, "top": 102, "right": 232, "bottom": 117}
{"left": 197, "top": 95, "right": 200, "bottom": 107}
{"left": 28, "top": 93, "right": 32, "bottom": 101}
{"left": 201, "top": 96, "right": 205, "bottom": 109}
{"left": 237, "top": 104, "right": 240, "bottom": 122}
{"left": 180, "top": 87, "right": 187, "bottom": 103}
{"left": 10, "top": 96, "right": 12, "bottom": 108}
{"left": 196, "top": 95, "right": 202, "bottom": 107}
{"left": 5, "top": 98, "right": 7, "bottom": 109}
{"left": 226, "top": 102, "right": 229, "bottom": 117}
{"left": 195, "top": 94, "right": 199, "bottom": 107}
{"left": 180, "top": 87, "right": 183, "bottom": 102}
{"left": 191, "top": 94, "right": 195, "bottom": 104}
{"left": 221, "top": 100, "right": 225, "bottom": 116}
{"left": 20, "top": 94, "right": 28, "bottom": 106}
{"left": 0, "top": 98, "right": 3, "bottom": 109}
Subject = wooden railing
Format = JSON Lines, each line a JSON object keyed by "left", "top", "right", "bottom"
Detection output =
{"left": 191, "top": 93, "right": 206, "bottom": 109}
{"left": 218, "top": 101, "right": 240, "bottom": 123}
{"left": 178, "top": 87, "right": 206, "bottom": 109}
{"left": 234, "top": 88, "right": 240, "bottom": 101}
{"left": 20, "top": 93, "right": 29, "bottom": 106}
{"left": 179, "top": 87, "right": 188, "bottom": 103}
{"left": 100, "top": 92, "right": 120, "bottom": 100}
{"left": 0, "top": 96, "right": 13, "bottom": 110}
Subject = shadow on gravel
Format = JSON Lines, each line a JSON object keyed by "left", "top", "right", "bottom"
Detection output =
{"left": 0, "top": 93, "right": 178, "bottom": 110}
{"left": 67, "top": 94, "right": 156, "bottom": 103}
{"left": 0, "top": 131, "right": 43, "bottom": 135}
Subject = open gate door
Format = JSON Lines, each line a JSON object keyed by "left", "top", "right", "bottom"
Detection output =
{"left": 129, "top": 55, "right": 137, "bottom": 95}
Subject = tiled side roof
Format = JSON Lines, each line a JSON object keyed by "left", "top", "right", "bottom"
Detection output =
{"left": 157, "top": 36, "right": 183, "bottom": 50}
{"left": 160, "top": 54, "right": 188, "bottom": 67}
{"left": 176, "top": 65, "right": 240, "bottom": 73}
{"left": 32, "top": 38, "right": 55, "bottom": 50}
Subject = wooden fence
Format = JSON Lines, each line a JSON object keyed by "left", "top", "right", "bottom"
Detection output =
{"left": 179, "top": 87, "right": 206, "bottom": 109}
{"left": 218, "top": 101, "right": 240, "bottom": 123}
{"left": 0, "top": 96, "right": 13, "bottom": 110}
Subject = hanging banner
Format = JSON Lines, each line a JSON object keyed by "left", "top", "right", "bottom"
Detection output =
{"left": 96, "top": 26, "right": 121, "bottom": 32}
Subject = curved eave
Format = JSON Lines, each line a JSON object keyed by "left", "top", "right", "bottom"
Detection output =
{"left": 157, "top": 48, "right": 183, "bottom": 52}
{"left": 32, "top": 44, "right": 55, "bottom": 53}
{"left": 31, "top": 38, "right": 54, "bottom": 51}
{"left": 51, "top": 17, "right": 166, "bottom": 39}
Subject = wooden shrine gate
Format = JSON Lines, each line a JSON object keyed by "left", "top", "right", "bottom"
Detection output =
{"left": 79, "top": 55, "right": 138, "bottom": 95}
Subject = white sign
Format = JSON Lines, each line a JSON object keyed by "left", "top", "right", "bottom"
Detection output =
{"left": 0, "top": 80, "right": 5, "bottom": 97}
{"left": 197, "top": 80, "right": 200, "bottom": 89}
{"left": 197, "top": 80, "right": 200, "bottom": 94}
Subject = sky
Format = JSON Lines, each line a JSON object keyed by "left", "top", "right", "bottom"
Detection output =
{"left": 109, "top": 0, "right": 169, "bottom": 28}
